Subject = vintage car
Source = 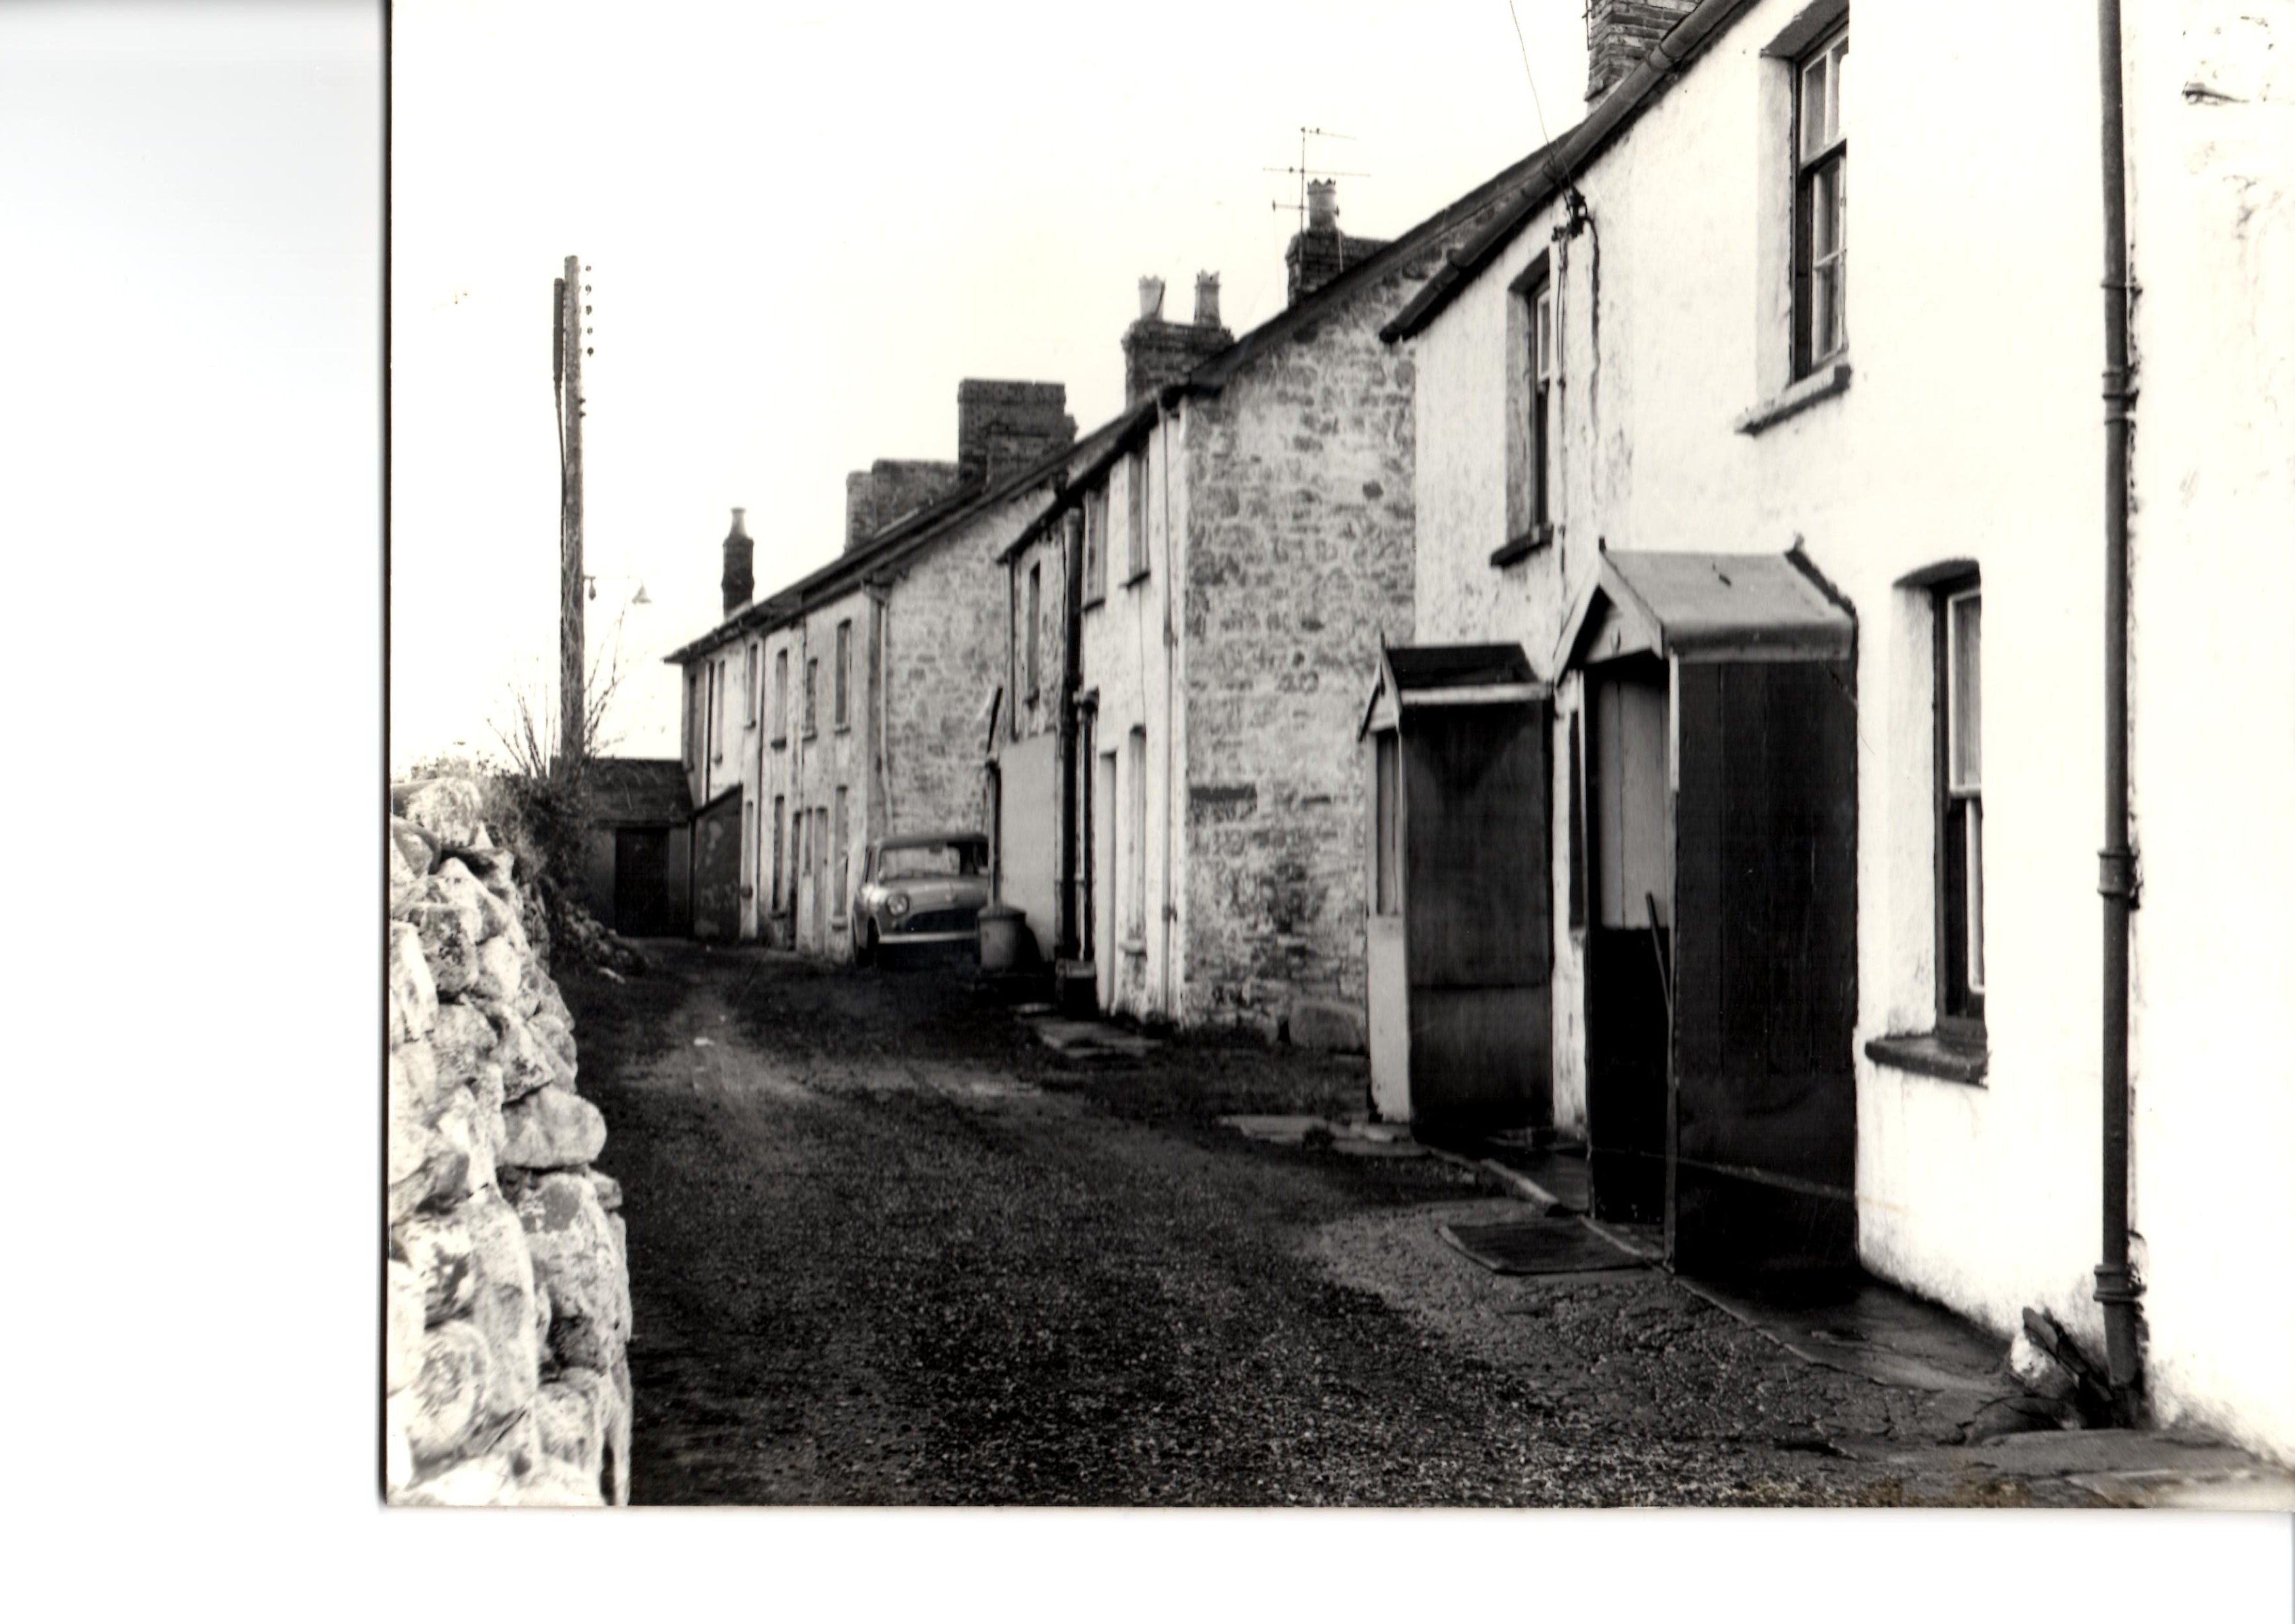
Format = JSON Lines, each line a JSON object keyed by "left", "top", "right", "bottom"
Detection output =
{"left": 852, "top": 830, "right": 990, "bottom": 964}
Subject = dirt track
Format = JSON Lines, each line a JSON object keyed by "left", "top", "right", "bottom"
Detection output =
{"left": 564, "top": 942, "right": 2072, "bottom": 1507}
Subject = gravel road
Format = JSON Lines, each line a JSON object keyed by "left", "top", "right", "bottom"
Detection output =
{"left": 563, "top": 941, "right": 2056, "bottom": 1507}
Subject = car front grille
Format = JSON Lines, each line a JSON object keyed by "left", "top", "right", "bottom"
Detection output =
{"left": 896, "top": 908, "right": 976, "bottom": 936}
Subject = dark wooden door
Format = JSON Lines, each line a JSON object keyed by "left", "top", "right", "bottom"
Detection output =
{"left": 1583, "top": 659, "right": 1671, "bottom": 1221}
{"left": 691, "top": 794, "right": 743, "bottom": 941}
{"left": 1669, "top": 658, "right": 1858, "bottom": 1277}
{"left": 614, "top": 827, "right": 671, "bottom": 936}
{"left": 1401, "top": 702, "right": 1551, "bottom": 1139}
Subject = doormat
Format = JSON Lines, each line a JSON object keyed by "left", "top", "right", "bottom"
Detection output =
{"left": 1439, "top": 1218, "right": 1649, "bottom": 1276}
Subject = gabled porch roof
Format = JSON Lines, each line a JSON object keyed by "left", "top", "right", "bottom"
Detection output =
{"left": 1360, "top": 642, "right": 1547, "bottom": 738}
{"left": 1553, "top": 549, "right": 1854, "bottom": 671}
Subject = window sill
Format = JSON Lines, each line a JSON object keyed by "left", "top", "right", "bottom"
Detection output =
{"left": 1735, "top": 360, "right": 1852, "bottom": 437}
{"left": 1865, "top": 1030, "right": 1989, "bottom": 1086}
{"left": 1024, "top": 688, "right": 1040, "bottom": 706}
{"left": 833, "top": 723, "right": 850, "bottom": 735}
{"left": 1490, "top": 525, "right": 1555, "bottom": 568}
{"left": 770, "top": 736, "right": 787, "bottom": 750}
{"left": 1082, "top": 591, "right": 1106, "bottom": 610}
{"left": 1118, "top": 937, "right": 1147, "bottom": 957}
{"left": 1123, "top": 570, "right": 1151, "bottom": 589}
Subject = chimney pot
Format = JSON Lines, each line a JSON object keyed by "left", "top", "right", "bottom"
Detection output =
{"left": 721, "top": 505, "right": 755, "bottom": 618}
{"left": 1138, "top": 275, "right": 1167, "bottom": 321}
{"left": 1193, "top": 272, "right": 1221, "bottom": 328}
{"left": 1307, "top": 179, "right": 1338, "bottom": 231}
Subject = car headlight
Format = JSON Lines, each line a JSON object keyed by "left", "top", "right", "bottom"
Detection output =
{"left": 885, "top": 892, "right": 910, "bottom": 917}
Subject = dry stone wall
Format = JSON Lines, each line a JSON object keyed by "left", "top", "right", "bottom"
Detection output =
{"left": 386, "top": 776, "right": 631, "bottom": 1507}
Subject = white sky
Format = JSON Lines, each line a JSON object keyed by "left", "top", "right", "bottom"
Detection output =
{"left": 389, "top": 0, "right": 1593, "bottom": 770}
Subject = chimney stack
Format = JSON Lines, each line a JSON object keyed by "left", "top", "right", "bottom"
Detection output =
{"left": 1284, "top": 178, "right": 1391, "bottom": 306}
{"left": 1123, "top": 271, "right": 1233, "bottom": 404}
{"left": 957, "top": 380, "right": 1077, "bottom": 486}
{"left": 721, "top": 506, "right": 753, "bottom": 618}
{"left": 1585, "top": 0, "right": 1699, "bottom": 106}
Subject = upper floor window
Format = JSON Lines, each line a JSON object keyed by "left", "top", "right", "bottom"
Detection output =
{"left": 1025, "top": 562, "right": 1042, "bottom": 700}
{"left": 1794, "top": 26, "right": 1848, "bottom": 376}
{"left": 1528, "top": 272, "right": 1556, "bottom": 534}
{"left": 1074, "top": 507, "right": 1102, "bottom": 606}
{"left": 709, "top": 658, "right": 725, "bottom": 763}
{"left": 804, "top": 656, "right": 818, "bottom": 738}
{"left": 1497, "top": 254, "right": 1557, "bottom": 565}
{"left": 834, "top": 619, "right": 852, "bottom": 729}
{"left": 1938, "top": 578, "right": 1984, "bottom": 1029}
{"left": 744, "top": 643, "right": 759, "bottom": 727}
{"left": 772, "top": 648, "right": 789, "bottom": 743}
{"left": 1125, "top": 452, "right": 1150, "bottom": 582}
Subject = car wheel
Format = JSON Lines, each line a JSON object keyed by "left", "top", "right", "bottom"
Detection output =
{"left": 860, "top": 922, "right": 879, "bottom": 967}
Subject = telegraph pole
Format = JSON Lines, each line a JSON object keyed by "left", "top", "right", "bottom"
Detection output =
{"left": 554, "top": 255, "right": 588, "bottom": 774}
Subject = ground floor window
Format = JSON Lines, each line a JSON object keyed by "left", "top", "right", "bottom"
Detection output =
{"left": 1938, "top": 578, "right": 1984, "bottom": 1027}
{"left": 1125, "top": 727, "right": 1148, "bottom": 941}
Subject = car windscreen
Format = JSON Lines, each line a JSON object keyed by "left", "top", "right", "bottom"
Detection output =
{"left": 877, "top": 842, "right": 985, "bottom": 881}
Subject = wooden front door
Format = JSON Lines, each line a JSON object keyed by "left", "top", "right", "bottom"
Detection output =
{"left": 614, "top": 827, "right": 671, "bottom": 936}
{"left": 1400, "top": 702, "right": 1551, "bottom": 1139}
{"left": 1584, "top": 657, "right": 1672, "bottom": 1221}
{"left": 1668, "top": 658, "right": 1858, "bottom": 1277}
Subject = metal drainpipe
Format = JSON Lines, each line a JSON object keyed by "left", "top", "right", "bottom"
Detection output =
{"left": 1059, "top": 505, "right": 1084, "bottom": 959}
{"left": 2093, "top": 0, "right": 2145, "bottom": 1426}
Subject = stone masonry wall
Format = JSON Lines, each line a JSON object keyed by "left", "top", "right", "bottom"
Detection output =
{"left": 882, "top": 488, "right": 1048, "bottom": 836}
{"left": 386, "top": 777, "right": 632, "bottom": 1507}
{"left": 1181, "top": 207, "right": 1532, "bottom": 1049}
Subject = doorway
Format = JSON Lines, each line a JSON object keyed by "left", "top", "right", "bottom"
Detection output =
{"left": 1582, "top": 655, "right": 1671, "bottom": 1222}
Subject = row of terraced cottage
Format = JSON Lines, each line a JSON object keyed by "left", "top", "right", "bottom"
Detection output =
{"left": 609, "top": 0, "right": 2294, "bottom": 1465}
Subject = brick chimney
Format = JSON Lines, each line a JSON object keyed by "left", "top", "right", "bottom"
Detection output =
{"left": 1585, "top": 0, "right": 1699, "bottom": 106}
{"left": 1284, "top": 180, "right": 1390, "bottom": 306}
{"left": 721, "top": 506, "right": 753, "bottom": 618}
{"left": 844, "top": 459, "right": 963, "bottom": 553}
{"left": 1123, "top": 272, "right": 1233, "bottom": 404}
{"left": 957, "top": 380, "right": 1077, "bottom": 486}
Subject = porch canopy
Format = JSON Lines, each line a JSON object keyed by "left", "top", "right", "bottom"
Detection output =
{"left": 1360, "top": 642, "right": 1545, "bottom": 738}
{"left": 1554, "top": 549, "right": 1852, "bottom": 670}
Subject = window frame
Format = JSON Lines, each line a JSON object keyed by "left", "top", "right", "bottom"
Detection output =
{"left": 1124, "top": 726, "right": 1148, "bottom": 943}
{"left": 803, "top": 655, "right": 818, "bottom": 738}
{"left": 709, "top": 658, "right": 724, "bottom": 764}
{"left": 771, "top": 793, "right": 786, "bottom": 911}
{"left": 1792, "top": 24, "right": 1849, "bottom": 379}
{"left": 1025, "top": 562, "right": 1043, "bottom": 702}
{"left": 771, "top": 648, "right": 789, "bottom": 745}
{"left": 834, "top": 619, "right": 852, "bottom": 731}
{"left": 833, "top": 785, "right": 850, "bottom": 924}
{"left": 1123, "top": 452, "right": 1151, "bottom": 585}
{"left": 1934, "top": 576, "right": 1985, "bottom": 1034}
{"left": 744, "top": 643, "right": 759, "bottom": 728}
{"left": 1081, "top": 494, "right": 1106, "bottom": 606}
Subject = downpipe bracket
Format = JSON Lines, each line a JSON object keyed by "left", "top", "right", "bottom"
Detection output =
{"left": 2098, "top": 846, "right": 2140, "bottom": 907}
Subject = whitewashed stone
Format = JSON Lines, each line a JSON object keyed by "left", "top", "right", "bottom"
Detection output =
{"left": 513, "top": 1454, "right": 605, "bottom": 1507}
{"left": 492, "top": 1010, "right": 557, "bottom": 1101}
{"left": 395, "top": 1210, "right": 475, "bottom": 1326}
{"left": 390, "top": 817, "right": 439, "bottom": 881}
{"left": 534, "top": 1369, "right": 609, "bottom": 1481}
{"left": 474, "top": 936, "right": 523, "bottom": 1006}
{"left": 387, "top": 922, "right": 436, "bottom": 1046}
{"left": 406, "top": 901, "right": 479, "bottom": 999}
{"left": 429, "top": 1086, "right": 492, "bottom": 1209}
{"left": 587, "top": 1170, "right": 622, "bottom": 1213}
{"left": 397, "top": 1452, "right": 515, "bottom": 1507}
{"left": 403, "top": 778, "right": 487, "bottom": 848}
{"left": 430, "top": 1001, "right": 498, "bottom": 1088}
{"left": 407, "top": 1318, "right": 493, "bottom": 1465}
{"left": 501, "top": 1086, "right": 607, "bottom": 1171}
{"left": 386, "top": 1259, "right": 424, "bottom": 1395}
{"left": 471, "top": 1061, "right": 508, "bottom": 1157}
{"left": 518, "top": 1171, "right": 630, "bottom": 1373}
{"left": 462, "top": 1187, "right": 541, "bottom": 1428}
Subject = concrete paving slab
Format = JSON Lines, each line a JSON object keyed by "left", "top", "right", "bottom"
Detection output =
{"left": 1218, "top": 1114, "right": 1321, "bottom": 1144}
{"left": 1027, "top": 1016, "right": 1160, "bottom": 1058}
{"left": 1679, "top": 1274, "right": 2008, "bottom": 1396}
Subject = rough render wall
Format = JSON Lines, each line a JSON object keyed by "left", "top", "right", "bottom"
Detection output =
{"left": 386, "top": 778, "right": 633, "bottom": 1507}
{"left": 1403, "top": 0, "right": 2295, "bottom": 1463}
{"left": 755, "top": 593, "right": 873, "bottom": 958}
{"left": 2120, "top": 0, "right": 2295, "bottom": 1466}
{"left": 883, "top": 490, "right": 1048, "bottom": 840}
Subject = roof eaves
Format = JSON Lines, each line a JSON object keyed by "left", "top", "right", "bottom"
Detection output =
{"left": 1380, "top": 0, "right": 1759, "bottom": 345}
{"left": 993, "top": 400, "right": 1161, "bottom": 564}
